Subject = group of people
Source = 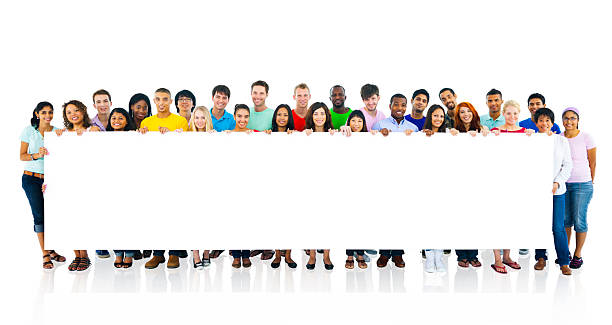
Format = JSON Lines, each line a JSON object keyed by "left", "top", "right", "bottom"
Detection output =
{"left": 20, "top": 81, "right": 596, "bottom": 276}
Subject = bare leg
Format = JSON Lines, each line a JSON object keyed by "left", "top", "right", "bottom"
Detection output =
{"left": 502, "top": 249, "right": 514, "bottom": 264}
{"left": 308, "top": 250, "right": 316, "bottom": 265}
{"left": 574, "top": 232, "right": 587, "bottom": 258}
{"left": 272, "top": 250, "right": 281, "bottom": 264}
{"left": 202, "top": 250, "right": 210, "bottom": 259}
{"left": 493, "top": 249, "right": 503, "bottom": 267}
{"left": 566, "top": 227, "right": 572, "bottom": 246}
{"left": 193, "top": 250, "right": 201, "bottom": 263}
{"left": 323, "top": 249, "right": 331, "bottom": 265}
{"left": 285, "top": 250, "right": 294, "bottom": 264}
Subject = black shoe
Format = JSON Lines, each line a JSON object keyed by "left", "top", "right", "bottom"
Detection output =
{"left": 178, "top": 250, "right": 188, "bottom": 258}
{"left": 324, "top": 263, "right": 334, "bottom": 270}
{"left": 317, "top": 249, "right": 324, "bottom": 254}
{"left": 421, "top": 250, "right": 426, "bottom": 259}
{"left": 443, "top": 250, "right": 451, "bottom": 255}
{"left": 286, "top": 261, "right": 297, "bottom": 269}
{"left": 133, "top": 251, "right": 143, "bottom": 260}
{"left": 306, "top": 263, "right": 315, "bottom": 270}
{"left": 271, "top": 262, "right": 281, "bottom": 268}
{"left": 143, "top": 250, "right": 152, "bottom": 258}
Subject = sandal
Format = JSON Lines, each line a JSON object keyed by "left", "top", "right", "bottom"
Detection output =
{"left": 68, "top": 257, "right": 81, "bottom": 271}
{"left": 357, "top": 258, "right": 367, "bottom": 269}
{"left": 122, "top": 258, "right": 133, "bottom": 268}
{"left": 250, "top": 250, "right": 263, "bottom": 257}
{"left": 491, "top": 264, "right": 507, "bottom": 274}
{"left": 232, "top": 258, "right": 241, "bottom": 268}
{"left": 209, "top": 250, "right": 224, "bottom": 259}
{"left": 77, "top": 257, "right": 91, "bottom": 271}
{"left": 345, "top": 259, "right": 354, "bottom": 269}
{"left": 469, "top": 259, "right": 482, "bottom": 267}
{"left": 261, "top": 250, "right": 275, "bottom": 260}
{"left": 458, "top": 259, "right": 469, "bottom": 268}
{"left": 242, "top": 258, "right": 252, "bottom": 268}
{"left": 42, "top": 254, "right": 54, "bottom": 269}
{"left": 502, "top": 260, "right": 521, "bottom": 270}
{"left": 49, "top": 250, "right": 66, "bottom": 262}
{"left": 569, "top": 256, "right": 583, "bottom": 269}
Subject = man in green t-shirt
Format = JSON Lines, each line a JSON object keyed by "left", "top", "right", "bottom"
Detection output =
{"left": 246, "top": 80, "right": 274, "bottom": 131}
{"left": 329, "top": 85, "right": 352, "bottom": 129}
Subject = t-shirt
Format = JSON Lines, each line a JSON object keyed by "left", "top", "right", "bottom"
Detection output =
{"left": 330, "top": 108, "right": 352, "bottom": 129}
{"left": 481, "top": 114, "right": 505, "bottom": 130}
{"left": 247, "top": 107, "right": 274, "bottom": 131}
{"left": 20, "top": 125, "right": 57, "bottom": 174}
{"left": 565, "top": 131, "right": 596, "bottom": 183}
{"left": 490, "top": 127, "right": 526, "bottom": 133}
{"left": 210, "top": 109, "right": 236, "bottom": 131}
{"left": 372, "top": 117, "right": 419, "bottom": 132}
{"left": 444, "top": 113, "right": 455, "bottom": 129}
{"left": 292, "top": 110, "right": 306, "bottom": 131}
{"left": 357, "top": 107, "right": 386, "bottom": 131}
{"left": 140, "top": 113, "right": 189, "bottom": 131}
{"left": 404, "top": 114, "right": 426, "bottom": 131}
{"left": 519, "top": 118, "right": 561, "bottom": 134}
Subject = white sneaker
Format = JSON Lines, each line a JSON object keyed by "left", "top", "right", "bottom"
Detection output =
{"left": 434, "top": 249, "right": 446, "bottom": 273}
{"left": 424, "top": 250, "right": 435, "bottom": 273}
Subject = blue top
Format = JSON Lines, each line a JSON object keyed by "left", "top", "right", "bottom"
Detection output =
{"left": 372, "top": 117, "right": 419, "bottom": 132}
{"left": 210, "top": 109, "right": 236, "bottom": 132}
{"left": 404, "top": 114, "right": 426, "bottom": 131}
{"left": 519, "top": 118, "right": 561, "bottom": 134}
{"left": 20, "top": 125, "right": 57, "bottom": 174}
{"left": 481, "top": 114, "right": 505, "bottom": 130}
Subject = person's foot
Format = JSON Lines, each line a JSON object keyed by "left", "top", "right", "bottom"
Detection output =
{"left": 261, "top": 250, "right": 275, "bottom": 260}
{"left": 569, "top": 256, "right": 583, "bottom": 269}
{"left": 285, "top": 256, "right": 297, "bottom": 268}
{"left": 502, "top": 259, "right": 521, "bottom": 270}
{"left": 357, "top": 256, "right": 367, "bottom": 269}
{"left": 77, "top": 256, "right": 91, "bottom": 271}
{"left": 209, "top": 250, "right": 223, "bottom": 259}
{"left": 345, "top": 258, "right": 354, "bottom": 269}
{"left": 96, "top": 250, "right": 110, "bottom": 258}
{"left": 145, "top": 255, "right": 165, "bottom": 269}
{"left": 469, "top": 259, "right": 482, "bottom": 267}
{"left": 560, "top": 265, "right": 572, "bottom": 275}
{"left": 377, "top": 255, "right": 389, "bottom": 268}
{"left": 250, "top": 250, "right": 263, "bottom": 257}
{"left": 68, "top": 257, "right": 81, "bottom": 271}
{"left": 42, "top": 254, "right": 54, "bottom": 269}
{"left": 392, "top": 255, "right": 405, "bottom": 268}
{"left": 122, "top": 257, "right": 133, "bottom": 268}
{"left": 271, "top": 256, "right": 281, "bottom": 268}
{"left": 458, "top": 259, "right": 469, "bottom": 268}
{"left": 534, "top": 258, "right": 547, "bottom": 270}
{"left": 114, "top": 256, "right": 123, "bottom": 268}
{"left": 306, "top": 256, "right": 316, "bottom": 269}
{"left": 232, "top": 258, "right": 241, "bottom": 268}
{"left": 48, "top": 250, "right": 66, "bottom": 262}
{"left": 167, "top": 255, "right": 180, "bottom": 269}
{"left": 242, "top": 258, "right": 252, "bottom": 268}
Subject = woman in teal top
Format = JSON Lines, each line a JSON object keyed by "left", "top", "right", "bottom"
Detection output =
{"left": 20, "top": 102, "right": 66, "bottom": 269}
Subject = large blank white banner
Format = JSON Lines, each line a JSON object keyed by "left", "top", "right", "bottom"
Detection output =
{"left": 44, "top": 132, "right": 553, "bottom": 250}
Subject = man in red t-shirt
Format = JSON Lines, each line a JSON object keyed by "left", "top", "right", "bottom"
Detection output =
{"left": 292, "top": 83, "right": 311, "bottom": 131}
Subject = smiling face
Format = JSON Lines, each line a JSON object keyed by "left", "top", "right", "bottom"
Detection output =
{"left": 562, "top": 111, "right": 579, "bottom": 131}
{"left": 528, "top": 98, "right": 545, "bottom": 116}
{"left": 251, "top": 85, "right": 268, "bottom": 107}
{"left": 439, "top": 90, "right": 456, "bottom": 110}
{"left": 110, "top": 111, "right": 127, "bottom": 131}
{"left": 275, "top": 107, "right": 289, "bottom": 127}
{"left": 313, "top": 108, "right": 327, "bottom": 127}
{"left": 330, "top": 87, "right": 346, "bottom": 109}
{"left": 213, "top": 91, "right": 229, "bottom": 110}
{"left": 234, "top": 109, "right": 250, "bottom": 129}
{"left": 177, "top": 96, "right": 193, "bottom": 113}
{"left": 536, "top": 115, "right": 553, "bottom": 133}
{"left": 154, "top": 92, "right": 172, "bottom": 114}
{"left": 486, "top": 94, "right": 503, "bottom": 116}
{"left": 93, "top": 94, "right": 111, "bottom": 115}
{"left": 131, "top": 99, "right": 148, "bottom": 121}
{"left": 503, "top": 105, "right": 520, "bottom": 126}
{"left": 36, "top": 106, "right": 54, "bottom": 125}
{"left": 431, "top": 108, "right": 445, "bottom": 128}
{"left": 411, "top": 94, "right": 428, "bottom": 114}
{"left": 293, "top": 88, "right": 311, "bottom": 110}
{"left": 349, "top": 116, "right": 364, "bottom": 132}
{"left": 65, "top": 104, "right": 84, "bottom": 125}
{"left": 193, "top": 110, "right": 207, "bottom": 130}
{"left": 363, "top": 94, "right": 380, "bottom": 112}
{"left": 459, "top": 106, "right": 474, "bottom": 124}
{"left": 390, "top": 97, "right": 408, "bottom": 119}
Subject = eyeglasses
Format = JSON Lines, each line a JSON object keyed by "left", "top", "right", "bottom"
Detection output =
{"left": 562, "top": 116, "right": 578, "bottom": 121}
{"left": 178, "top": 98, "right": 193, "bottom": 102}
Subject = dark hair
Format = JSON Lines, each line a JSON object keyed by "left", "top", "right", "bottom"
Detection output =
{"left": 486, "top": 88, "right": 502, "bottom": 98}
{"left": 31, "top": 101, "right": 53, "bottom": 130}
{"left": 212, "top": 85, "right": 231, "bottom": 99}
{"left": 346, "top": 110, "right": 368, "bottom": 132}
{"left": 329, "top": 85, "right": 345, "bottom": 96}
{"left": 439, "top": 88, "right": 455, "bottom": 98}
{"left": 175, "top": 89, "right": 196, "bottom": 112}
{"left": 528, "top": 93, "right": 546, "bottom": 105}
{"left": 304, "top": 102, "right": 333, "bottom": 131}
{"left": 234, "top": 104, "right": 250, "bottom": 116}
{"left": 534, "top": 107, "right": 555, "bottom": 124}
{"left": 390, "top": 93, "right": 407, "bottom": 105}
{"left": 251, "top": 80, "right": 269, "bottom": 93}
{"left": 360, "top": 84, "right": 379, "bottom": 100}
{"left": 92, "top": 89, "right": 111, "bottom": 103}
{"left": 106, "top": 108, "right": 137, "bottom": 131}
{"left": 128, "top": 93, "right": 152, "bottom": 120}
{"left": 412, "top": 89, "right": 430, "bottom": 102}
{"left": 271, "top": 104, "right": 295, "bottom": 132}
{"left": 423, "top": 104, "right": 446, "bottom": 132}
{"left": 155, "top": 88, "right": 171, "bottom": 96}
{"left": 62, "top": 100, "right": 92, "bottom": 129}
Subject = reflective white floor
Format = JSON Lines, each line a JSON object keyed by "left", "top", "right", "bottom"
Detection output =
{"left": 6, "top": 249, "right": 606, "bottom": 324}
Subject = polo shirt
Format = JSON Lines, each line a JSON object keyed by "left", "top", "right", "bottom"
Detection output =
{"left": 481, "top": 114, "right": 505, "bottom": 130}
{"left": 330, "top": 108, "right": 352, "bottom": 129}
{"left": 140, "top": 113, "right": 188, "bottom": 131}
{"left": 247, "top": 107, "right": 274, "bottom": 131}
{"left": 292, "top": 110, "right": 306, "bottom": 131}
{"left": 357, "top": 107, "right": 386, "bottom": 131}
{"left": 372, "top": 117, "right": 419, "bottom": 132}
{"left": 404, "top": 114, "right": 426, "bottom": 131}
{"left": 210, "top": 109, "right": 236, "bottom": 131}
{"left": 519, "top": 118, "right": 561, "bottom": 134}
{"left": 20, "top": 125, "right": 58, "bottom": 174}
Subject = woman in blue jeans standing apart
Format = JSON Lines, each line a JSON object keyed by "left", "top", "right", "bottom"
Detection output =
{"left": 20, "top": 102, "right": 66, "bottom": 269}
{"left": 562, "top": 107, "right": 596, "bottom": 269}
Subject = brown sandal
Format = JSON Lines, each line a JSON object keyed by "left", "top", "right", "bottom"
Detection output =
{"left": 345, "top": 259, "right": 354, "bottom": 269}
{"left": 458, "top": 259, "right": 469, "bottom": 268}
{"left": 469, "top": 259, "right": 482, "bottom": 267}
{"left": 357, "top": 258, "right": 368, "bottom": 269}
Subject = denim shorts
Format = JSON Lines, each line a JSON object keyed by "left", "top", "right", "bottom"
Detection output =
{"left": 564, "top": 181, "right": 593, "bottom": 232}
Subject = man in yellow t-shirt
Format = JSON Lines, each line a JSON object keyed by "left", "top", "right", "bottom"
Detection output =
{"left": 140, "top": 88, "right": 188, "bottom": 270}
{"left": 139, "top": 88, "right": 189, "bottom": 133}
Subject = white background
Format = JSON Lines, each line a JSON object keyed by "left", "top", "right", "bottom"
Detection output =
{"left": 1, "top": 0, "right": 610, "bottom": 324}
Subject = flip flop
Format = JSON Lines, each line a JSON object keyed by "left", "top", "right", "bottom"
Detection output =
{"left": 503, "top": 261, "right": 521, "bottom": 270}
{"left": 491, "top": 264, "right": 507, "bottom": 274}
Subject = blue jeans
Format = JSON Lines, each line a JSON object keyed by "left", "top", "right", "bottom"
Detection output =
{"left": 114, "top": 250, "right": 135, "bottom": 258}
{"left": 456, "top": 249, "right": 478, "bottom": 261}
{"left": 346, "top": 250, "right": 364, "bottom": 256}
{"left": 231, "top": 250, "right": 250, "bottom": 258}
{"left": 536, "top": 194, "right": 571, "bottom": 266}
{"left": 379, "top": 250, "right": 404, "bottom": 257}
{"left": 22, "top": 174, "right": 44, "bottom": 233}
{"left": 564, "top": 181, "right": 593, "bottom": 232}
{"left": 153, "top": 250, "right": 182, "bottom": 257}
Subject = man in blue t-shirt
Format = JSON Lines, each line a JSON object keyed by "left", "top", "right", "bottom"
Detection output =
{"left": 519, "top": 93, "right": 561, "bottom": 134}
{"left": 210, "top": 85, "right": 236, "bottom": 132}
{"left": 404, "top": 89, "right": 429, "bottom": 130}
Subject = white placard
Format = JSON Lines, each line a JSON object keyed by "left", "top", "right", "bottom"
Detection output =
{"left": 43, "top": 132, "right": 553, "bottom": 250}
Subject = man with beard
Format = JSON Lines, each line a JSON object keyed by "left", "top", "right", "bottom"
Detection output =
{"left": 291, "top": 83, "right": 311, "bottom": 131}
{"left": 404, "top": 89, "right": 429, "bottom": 130}
{"left": 439, "top": 88, "right": 457, "bottom": 129}
{"left": 329, "top": 85, "right": 352, "bottom": 129}
{"left": 481, "top": 88, "right": 505, "bottom": 130}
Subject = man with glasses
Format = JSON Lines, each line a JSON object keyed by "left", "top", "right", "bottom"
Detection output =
{"left": 175, "top": 89, "right": 196, "bottom": 124}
